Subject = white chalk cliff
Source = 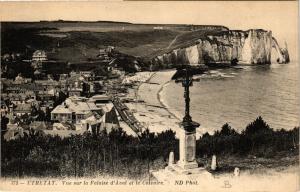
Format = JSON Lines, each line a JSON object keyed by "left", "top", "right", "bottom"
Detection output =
{"left": 151, "top": 29, "right": 289, "bottom": 67}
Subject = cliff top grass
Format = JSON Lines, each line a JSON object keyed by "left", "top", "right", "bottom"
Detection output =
{"left": 1, "top": 22, "right": 231, "bottom": 63}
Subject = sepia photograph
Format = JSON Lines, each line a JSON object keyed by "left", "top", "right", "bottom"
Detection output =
{"left": 0, "top": 1, "right": 299, "bottom": 192}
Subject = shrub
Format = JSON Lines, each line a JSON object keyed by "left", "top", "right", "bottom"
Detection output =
{"left": 1, "top": 116, "right": 299, "bottom": 178}
{"left": 197, "top": 116, "right": 299, "bottom": 157}
{"left": 1, "top": 128, "right": 177, "bottom": 178}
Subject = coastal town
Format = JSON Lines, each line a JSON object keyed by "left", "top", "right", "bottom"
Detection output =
{"left": 1, "top": 24, "right": 291, "bottom": 141}
{"left": 0, "top": 20, "right": 299, "bottom": 192}
{"left": 1, "top": 47, "right": 158, "bottom": 140}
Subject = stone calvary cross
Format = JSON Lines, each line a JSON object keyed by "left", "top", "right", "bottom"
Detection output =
{"left": 173, "top": 65, "right": 200, "bottom": 170}
{"left": 151, "top": 65, "right": 211, "bottom": 180}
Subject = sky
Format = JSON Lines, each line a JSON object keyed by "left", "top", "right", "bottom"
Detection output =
{"left": 0, "top": 1, "right": 298, "bottom": 60}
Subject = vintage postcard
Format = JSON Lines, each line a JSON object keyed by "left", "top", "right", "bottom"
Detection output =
{"left": 0, "top": 1, "right": 299, "bottom": 192}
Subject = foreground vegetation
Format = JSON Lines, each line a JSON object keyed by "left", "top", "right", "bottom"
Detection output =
{"left": 1, "top": 116, "right": 298, "bottom": 178}
{"left": 197, "top": 116, "right": 299, "bottom": 157}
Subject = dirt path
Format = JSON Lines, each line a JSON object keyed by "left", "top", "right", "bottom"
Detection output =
{"left": 166, "top": 34, "right": 180, "bottom": 50}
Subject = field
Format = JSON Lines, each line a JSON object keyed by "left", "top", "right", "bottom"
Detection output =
{"left": 1, "top": 21, "right": 228, "bottom": 63}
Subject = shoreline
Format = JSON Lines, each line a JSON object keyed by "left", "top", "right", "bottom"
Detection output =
{"left": 156, "top": 78, "right": 181, "bottom": 121}
{"left": 125, "top": 70, "right": 182, "bottom": 135}
{"left": 139, "top": 70, "right": 207, "bottom": 137}
{"left": 125, "top": 70, "right": 204, "bottom": 138}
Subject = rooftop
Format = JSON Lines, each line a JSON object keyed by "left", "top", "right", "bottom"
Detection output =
{"left": 51, "top": 96, "right": 100, "bottom": 115}
{"left": 14, "top": 103, "right": 31, "bottom": 112}
{"left": 32, "top": 50, "right": 47, "bottom": 59}
{"left": 91, "top": 94, "right": 111, "bottom": 101}
{"left": 35, "top": 80, "right": 59, "bottom": 86}
{"left": 51, "top": 105, "right": 72, "bottom": 114}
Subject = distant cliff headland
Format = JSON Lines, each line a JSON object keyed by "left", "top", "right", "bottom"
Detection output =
{"left": 150, "top": 29, "right": 290, "bottom": 69}
{"left": 1, "top": 21, "right": 290, "bottom": 74}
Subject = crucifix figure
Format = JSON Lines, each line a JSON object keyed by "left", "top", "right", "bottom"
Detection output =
{"left": 177, "top": 65, "right": 200, "bottom": 132}
{"left": 182, "top": 68, "right": 193, "bottom": 123}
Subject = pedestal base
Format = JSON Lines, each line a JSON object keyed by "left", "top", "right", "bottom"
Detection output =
{"left": 177, "top": 160, "right": 199, "bottom": 170}
{"left": 151, "top": 163, "right": 212, "bottom": 183}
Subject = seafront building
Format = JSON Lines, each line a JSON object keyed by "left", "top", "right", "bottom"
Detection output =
{"left": 51, "top": 95, "right": 117, "bottom": 131}
{"left": 51, "top": 96, "right": 100, "bottom": 124}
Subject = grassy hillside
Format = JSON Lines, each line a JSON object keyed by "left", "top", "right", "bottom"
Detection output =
{"left": 1, "top": 21, "right": 228, "bottom": 63}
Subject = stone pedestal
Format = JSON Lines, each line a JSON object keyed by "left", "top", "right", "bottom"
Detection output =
{"left": 178, "top": 128, "right": 198, "bottom": 170}
{"left": 151, "top": 127, "right": 212, "bottom": 182}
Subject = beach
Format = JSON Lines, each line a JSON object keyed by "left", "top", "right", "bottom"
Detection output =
{"left": 124, "top": 70, "right": 205, "bottom": 137}
{"left": 124, "top": 70, "right": 180, "bottom": 135}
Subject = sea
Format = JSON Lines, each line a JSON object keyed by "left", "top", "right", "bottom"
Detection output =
{"left": 161, "top": 62, "right": 300, "bottom": 133}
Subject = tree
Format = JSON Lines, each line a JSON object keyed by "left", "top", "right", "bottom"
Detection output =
{"left": 242, "top": 116, "right": 273, "bottom": 154}
{"left": 45, "top": 107, "right": 51, "bottom": 122}
{"left": 138, "top": 129, "right": 156, "bottom": 180}
{"left": 94, "top": 66, "right": 108, "bottom": 77}
{"left": 1, "top": 116, "right": 9, "bottom": 132}
{"left": 156, "top": 129, "right": 177, "bottom": 160}
{"left": 219, "top": 123, "right": 238, "bottom": 136}
{"left": 243, "top": 116, "right": 272, "bottom": 136}
{"left": 53, "top": 92, "right": 67, "bottom": 108}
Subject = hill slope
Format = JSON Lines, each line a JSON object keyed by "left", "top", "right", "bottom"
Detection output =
{"left": 1, "top": 22, "right": 228, "bottom": 63}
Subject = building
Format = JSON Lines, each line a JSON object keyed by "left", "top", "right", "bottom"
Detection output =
{"left": 50, "top": 104, "right": 72, "bottom": 123}
{"left": 13, "top": 103, "right": 32, "bottom": 116}
{"left": 35, "top": 80, "right": 59, "bottom": 108}
{"left": 31, "top": 50, "right": 47, "bottom": 79}
{"left": 99, "top": 46, "right": 114, "bottom": 55}
{"left": 51, "top": 95, "right": 118, "bottom": 131}
{"left": 67, "top": 73, "right": 86, "bottom": 97}
{"left": 4, "top": 82, "right": 43, "bottom": 94}
{"left": 153, "top": 26, "right": 164, "bottom": 30}
{"left": 80, "top": 113, "right": 102, "bottom": 132}
{"left": 59, "top": 74, "right": 69, "bottom": 92}
{"left": 89, "top": 94, "right": 111, "bottom": 107}
{"left": 32, "top": 50, "right": 47, "bottom": 62}
{"left": 14, "top": 74, "right": 32, "bottom": 84}
{"left": 69, "top": 88, "right": 83, "bottom": 97}
{"left": 35, "top": 79, "right": 59, "bottom": 91}
{"left": 3, "top": 91, "right": 36, "bottom": 106}
{"left": 79, "top": 71, "right": 95, "bottom": 80}
{"left": 98, "top": 46, "right": 114, "bottom": 61}
{"left": 99, "top": 106, "right": 120, "bottom": 132}
{"left": 51, "top": 96, "right": 101, "bottom": 128}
